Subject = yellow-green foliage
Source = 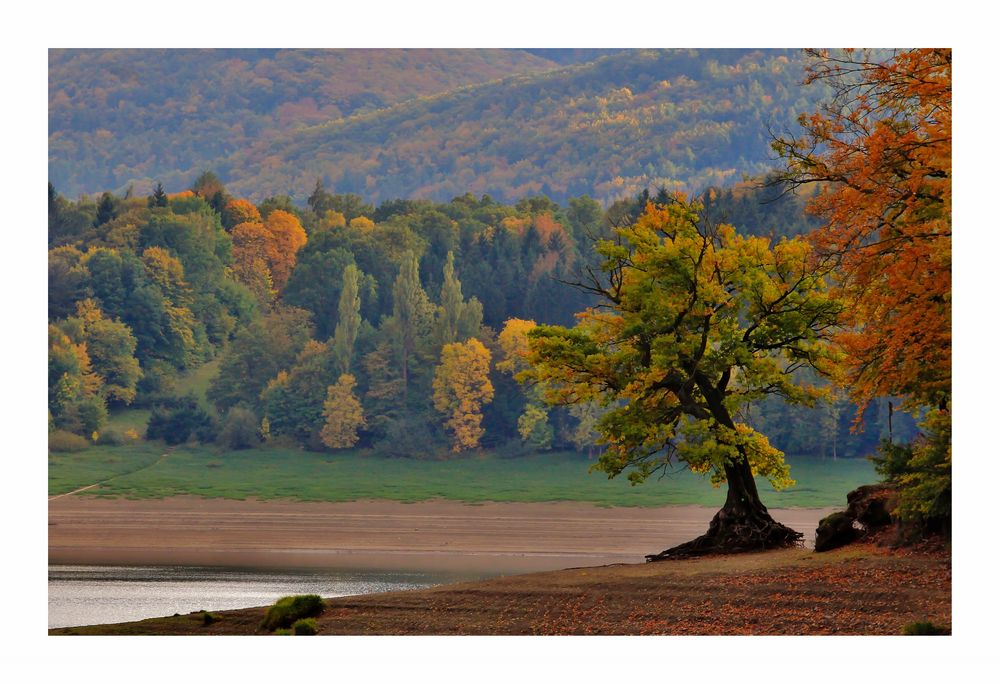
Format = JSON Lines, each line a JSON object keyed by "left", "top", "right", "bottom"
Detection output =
{"left": 260, "top": 594, "right": 325, "bottom": 632}
{"left": 874, "top": 406, "right": 951, "bottom": 529}
{"left": 433, "top": 338, "right": 495, "bottom": 451}
{"left": 522, "top": 196, "right": 842, "bottom": 488}
{"left": 48, "top": 429, "right": 90, "bottom": 453}
{"left": 319, "top": 374, "right": 366, "bottom": 449}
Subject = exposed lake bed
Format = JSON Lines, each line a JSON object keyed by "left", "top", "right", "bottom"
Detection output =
{"left": 49, "top": 496, "right": 841, "bottom": 629}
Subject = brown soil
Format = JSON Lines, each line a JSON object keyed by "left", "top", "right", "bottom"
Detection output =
{"left": 50, "top": 543, "right": 951, "bottom": 636}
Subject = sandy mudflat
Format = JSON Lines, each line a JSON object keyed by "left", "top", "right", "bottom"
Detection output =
{"left": 49, "top": 496, "right": 837, "bottom": 573}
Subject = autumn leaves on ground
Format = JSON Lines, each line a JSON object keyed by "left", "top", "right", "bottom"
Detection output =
{"left": 51, "top": 543, "right": 950, "bottom": 636}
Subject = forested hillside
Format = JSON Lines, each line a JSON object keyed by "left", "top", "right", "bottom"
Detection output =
{"left": 50, "top": 49, "right": 825, "bottom": 205}
{"left": 48, "top": 48, "right": 565, "bottom": 197}
{"left": 48, "top": 174, "right": 907, "bottom": 461}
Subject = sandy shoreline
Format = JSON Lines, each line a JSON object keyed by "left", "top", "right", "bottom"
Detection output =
{"left": 49, "top": 496, "right": 838, "bottom": 573}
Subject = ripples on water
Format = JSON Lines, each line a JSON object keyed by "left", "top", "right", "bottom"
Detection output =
{"left": 49, "top": 565, "right": 485, "bottom": 629}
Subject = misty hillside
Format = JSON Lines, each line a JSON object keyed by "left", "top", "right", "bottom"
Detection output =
{"left": 50, "top": 48, "right": 826, "bottom": 205}
{"left": 48, "top": 48, "right": 568, "bottom": 197}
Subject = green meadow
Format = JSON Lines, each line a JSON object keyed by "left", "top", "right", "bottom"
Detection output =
{"left": 49, "top": 441, "right": 875, "bottom": 508}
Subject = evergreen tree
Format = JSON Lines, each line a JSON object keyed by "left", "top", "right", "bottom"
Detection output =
{"left": 94, "top": 192, "right": 118, "bottom": 227}
{"left": 148, "top": 182, "right": 168, "bottom": 208}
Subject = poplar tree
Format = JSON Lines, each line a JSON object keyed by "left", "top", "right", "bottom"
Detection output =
{"left": 386, "top": 252, "right": 434, "bottom": 399}
{"left": 331, "top": 263, "right": 361, "bottom": 374}
{"left": 434, "top": 251, "right": 483, "bottom": 346}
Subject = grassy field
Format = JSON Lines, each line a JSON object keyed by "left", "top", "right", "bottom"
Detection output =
{"left": 48, "top": 442, "right": 876, "bottom": 508}
{"left": 48, "top": 442, "right": 167, "bottom": 496}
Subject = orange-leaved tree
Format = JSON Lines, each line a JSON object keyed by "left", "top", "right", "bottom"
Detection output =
{"left": 773, "top": 48, "right": 951, "bottom": 533}
{"left": 263, "top": 209, "right": 308, "bottom": 292}
{"left": 773, "top": 48, "right": 951, "bottom": 413}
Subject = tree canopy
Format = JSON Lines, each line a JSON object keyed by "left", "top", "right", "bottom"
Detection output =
{"left": 522, "top": 196, "right": 843, "bottom": 556}
{"left": 773, "top": 48, "right": 951, "bottom": 413}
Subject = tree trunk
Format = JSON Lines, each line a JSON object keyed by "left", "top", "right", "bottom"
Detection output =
{"left": 647, "top": 375, "right": 803, "bottom": 561}
{"left": 645, "top": 453, "right": 803, "bottom": 561}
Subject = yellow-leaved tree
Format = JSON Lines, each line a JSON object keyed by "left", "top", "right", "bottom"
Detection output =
{"left": 319, "top": 374, "right": 366, "bottom": 449}
{"left": 432, "top": 338, "right": 494, "bottom": 451}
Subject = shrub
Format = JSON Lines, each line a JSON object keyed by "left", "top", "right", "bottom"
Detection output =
{"left": 872, "top": 407, "right": 951, "bottom": 537}
{"left": 272, "top": 628, "right": 292, "bottom": 635}
{"left": 372, "top": 417, "right": 441, "bottom": 459}
{"left": 96, "top": 429, "right": 125, "bottom": 446}
{"left": 902, "top": 620, "right": 949, "bottom": 635}
{"left": 133, "top": 360, "right": 178, "bottom": 407}
{"left": 218, "top": 407, "right": 261, "bottom": 450}
{"left": 291, "top": 618, "right": 319, "bottom": 635}
{"left": 49, "top": 429, "right": 90, "bottom": 453}
{"left": 260, "top": 594, "right": 325, "bottom": 632}
{"left": 200, "top": 611, "right": 220, "bottom": 626}
{"left": 146, "top": 395, "right": 216, "bottom": 445}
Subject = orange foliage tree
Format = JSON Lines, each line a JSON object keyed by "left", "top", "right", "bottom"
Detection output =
{"left": 223, "top": 198, "right": 262, "bottom": 228}
{"left": 230, "top": 221, "right": 276, "bottom": 305}
{"left": 773, "top": 48, "right": 951, "bottom": 413}
{"left": 229, "top": 210, "right": 307, "bottom": 297}
{"left": 263, "top": 209, "right": 308, "bottom": 291}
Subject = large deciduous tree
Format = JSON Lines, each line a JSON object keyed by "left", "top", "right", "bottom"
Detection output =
{"left": 64, "top": 299, "right": 142, "bottom": 406}
{"left": 522, "top": 197, "right": 843, "bottom": 559}
{"left": 772, "top": 48, "right": 951, "bottom": 534}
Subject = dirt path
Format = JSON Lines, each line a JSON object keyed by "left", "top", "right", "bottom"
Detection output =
{"left": 49, "top": 496, "right": 838, "bottom": 573}
{"left": 48, "top": 483, "right": 101, "bottom": 501}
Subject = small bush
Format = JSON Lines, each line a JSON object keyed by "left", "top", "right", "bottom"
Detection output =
{"left": 200, "top": 611, "right": 220, "bottom": 626}
{"left": 272, "top": 628, "right": 292, "bottom": 635}
{"left": 96, "top": 429, "right": 126, "bottom": 446}
{"left": 291, "top": 618, "right": 319, "bottom": 635}
{"left": 218, "top": 407, "right": 261, "bottom": 450}
{"left": 49, "top": 429, "right": 90, "bottom": 453}
{"left": 872, "top": 407, "right": 951, "bottom": 537}
{"left": 902, "top": 620, "right": 949, "bottom": 635}
{"left": 260, "top": 594, "right": 325, "bottom": 632}
{"left": 146, "top": 395, "right": 216, "bottom": 445}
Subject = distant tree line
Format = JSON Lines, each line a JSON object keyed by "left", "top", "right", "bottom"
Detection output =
{"left": 48, "top": 173, "right": 909, "bottom": 457}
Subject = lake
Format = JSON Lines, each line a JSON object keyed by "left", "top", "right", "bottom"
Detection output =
{"left": 49, "top": 564, "right": 490, "bottom": 629}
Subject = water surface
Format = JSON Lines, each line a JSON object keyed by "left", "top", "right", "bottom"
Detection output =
{"left": 49, "top": 564, "right": 488, "bottom": 629}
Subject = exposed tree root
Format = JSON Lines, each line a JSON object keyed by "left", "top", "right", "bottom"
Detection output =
{"left": 646, "top": 508, "right": 803, "bottom": 561}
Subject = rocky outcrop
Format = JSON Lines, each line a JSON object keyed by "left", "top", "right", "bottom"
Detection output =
{"left": 846, "top": 484, "right": 894, "bottom": 530}
{"left": 814, "top": 484, "right": 896, "bottom": 552}
{"left": 814, "top": 511, "right": 859, "bottom": 552}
